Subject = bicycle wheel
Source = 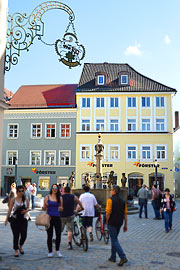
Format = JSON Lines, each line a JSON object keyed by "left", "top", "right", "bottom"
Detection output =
{"left": 81, "top": 226, "right": 88, "bottom": 252}
{"left": 73, "top": 222, "right": 81, "bottom": 246}
{"left": 95, "top": 218, "right": 102, "bottom": 241}
{"left": 103, "top": 225, "right": 109, "bottom": 244}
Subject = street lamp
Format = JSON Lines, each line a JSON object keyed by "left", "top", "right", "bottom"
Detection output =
{"left": 155, "top": 159, "right": 158, "bottom": 188}
{"left": 14, "top": 158, "right": 18, "bottom": 185}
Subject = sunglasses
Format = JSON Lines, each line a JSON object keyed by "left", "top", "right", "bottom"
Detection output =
{"left": 52, "top": 187, "right": 58, "bottom": 190}
{"left": 18, "top": 190, "right": 24, "bottom": 193}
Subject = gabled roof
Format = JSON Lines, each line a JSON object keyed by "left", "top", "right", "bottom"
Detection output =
{"left": 9, "top": 84, "right": 77, "bottom": 109}
{"left": 78, "top": 63, "right": 177, "bottom": 93}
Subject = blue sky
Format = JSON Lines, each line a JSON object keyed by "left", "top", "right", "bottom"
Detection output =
{"left": 5, "top": 0, "right": 180, "bottom": 114}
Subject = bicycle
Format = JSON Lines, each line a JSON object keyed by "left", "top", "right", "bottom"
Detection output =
{"left": 72, "top": 213, "right": 88, "bottom": 251}
{"left": 95, "top": 210, "right": 109, "bottom": 244}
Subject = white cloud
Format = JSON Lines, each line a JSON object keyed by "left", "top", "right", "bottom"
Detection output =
{"left": 125, "top": 43, "right": 142, "bottom": 56}
{"left": 164, "top": 35, "right": 171, "bottom": 45}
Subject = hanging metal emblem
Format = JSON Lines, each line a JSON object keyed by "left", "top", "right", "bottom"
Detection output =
{"left": 5, "top": 1, "right": 85, "bottom": 71}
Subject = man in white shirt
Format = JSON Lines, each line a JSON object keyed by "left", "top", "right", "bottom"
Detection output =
{"left": 79, "top": 185, "right": 100, "bottom": 241}
{"left": 30, "top": 183, "right": 37, "bottom": 210}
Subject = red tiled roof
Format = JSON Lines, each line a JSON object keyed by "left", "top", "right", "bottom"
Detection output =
{"left": 9, "top": 84, "right": 77, "bottom": 108}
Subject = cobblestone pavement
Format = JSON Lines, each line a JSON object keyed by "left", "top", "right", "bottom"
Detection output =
{"left": 0, "top": 198, "right": 180, "bottom": 270}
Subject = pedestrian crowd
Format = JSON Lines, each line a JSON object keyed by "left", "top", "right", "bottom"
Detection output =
{"left": 4, "top": 181, "right": 176, "bottom": 267}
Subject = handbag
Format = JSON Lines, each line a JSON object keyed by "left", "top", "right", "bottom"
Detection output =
{"left": 2, "top": 196, "right": 9, "bottom": 204}
{"left": 35, "top": 211, "right": 51, "bottom": 230}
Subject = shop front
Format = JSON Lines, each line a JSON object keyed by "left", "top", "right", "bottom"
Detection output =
{"left": 128, "top": 173, "right": 143, "bottom": 197}
{"left": 149, "top": 172, "right": 164, "bottom": 191}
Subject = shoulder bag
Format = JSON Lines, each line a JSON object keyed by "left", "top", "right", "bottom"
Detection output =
{"left": 35, "top": 211, "right": 51, "bottom": 230}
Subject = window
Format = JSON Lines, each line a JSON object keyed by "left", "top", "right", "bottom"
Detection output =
{"left": 82, "top": 98, "right": 90, "bottom": 108}
{"left": 156, "top": 119, "right": 165, "bottom": 131}
{"left": 46, "top": 124, "right": 56, "bottom": 138}
{"left": 156, "top": 145, "right": 166, "bottom": 160}
{"left": 110, "top": 119, "right": 119, "bottom": 131}
{"left": 31, "top": 124, "right": 42, "bottom": 138}
{"left": 30, "top": 151, "right": 41, "bottom": 165}
{"left": 81, "top": 119, "right": 90, "bottom": 131}
{"left": 8, "top": 124, "right": 18, "bottom": 138}
{"left": 39, "top": 176, "right": 50, "bottom": 191}
{"left": 97, "top": 75, "right": 105, "bottom": 85}
{"left": 121, "top": 75, "right": 128, "bottom": 84}
{"left": 127, "top": 145, "right": 137, "bottom": 160}
{"left": 142, "top": 97, "right": 150, "bottom": 107}
{"left": 128, "top": 119, "right": 136, "bottom": 131}
{"left": 141, "top": 145, "right": 151, "bottom": 160}
{"left": 109, "top": 145, "right": 120, "bottom": 160}
{"left": 60, "top": 123, "right": 71, "bottom": 138}
{"left": 128, "top": 97, "right": 136, "bottom": 107}
{"left": 156, "top": 97, "right": 164, "bottom": 107}
{"left": 96, "top": 119, "right": 104, "bottom": 131}
{"left": 142, "top": 119, "right": 151, "bottom": 131}
{"left": 7, "top": 151, "right": 18, "bottom": 165}
{"left": 110, "top": 97, "right": 118, "bottom": 108}
{"left": 96, "top": 97, "right": 104, "bottom": 108}
{"left": 80, "top": 145, "right": 91, "bottom": 160}
{"left": 44, "top": 151, "right": 56, "bottom": 165}
{"left": 59, "top": 151, "right": 70, "bottom": 165}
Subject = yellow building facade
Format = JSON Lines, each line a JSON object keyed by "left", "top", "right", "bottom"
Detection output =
{"left": 75, "top": 63, "right": 176, "bottom": 195}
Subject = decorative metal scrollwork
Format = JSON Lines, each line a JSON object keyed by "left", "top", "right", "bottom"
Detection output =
{"left": 5, "top": 1, "right": 85, "bottom": 71}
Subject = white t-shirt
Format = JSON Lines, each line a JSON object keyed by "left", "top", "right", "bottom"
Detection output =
{"left": 30, "top": 186, "right": 37, "bottom": 196}
{"left": 79, "top": 192, "right": 98, "bottom": 217}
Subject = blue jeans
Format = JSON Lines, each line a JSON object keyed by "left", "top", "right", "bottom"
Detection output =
{"left": 108, "top": 224, "right": 126, "bottom": 260}
{"left": 31, "top": 195, "right": 35, "bottom": 209}
{"left": 163, "top": 210, "right": 173, "bottom": 231}
{"left": 139, "top": 198, "right": 148, "bottom": 218}
{"left": 152, "top": 200, "right": 160, "bottom": 218}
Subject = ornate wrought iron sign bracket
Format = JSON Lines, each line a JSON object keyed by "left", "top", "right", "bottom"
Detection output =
{"left": 5, "top": 1, "right": 85, "bottom": 71}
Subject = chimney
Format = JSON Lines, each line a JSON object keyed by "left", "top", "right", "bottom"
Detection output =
{"left": 175, "top": 111, "right": 179, "bottom": 130}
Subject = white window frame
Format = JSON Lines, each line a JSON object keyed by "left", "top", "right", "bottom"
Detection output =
{"left": 6, "top": 150, "right": 18, "bottom": 166}
{"left": 96, "top": 97, "right": 105, "bottom": 108}
{"left": 81, "top": 97, "right": 91, "bottom": 108}
{"left": 44, "top": 150, "right": 56, "bottom": 166}
{"left": 155, "top": 117, "right": 165, "bottom": 132}
{"left": 31, "top": 123, "right": 42, "bottom": 139}
{"left": 140, "top": 145, "right": 153, "bottom": 161}
{"left": 95, "top": 118, "right": 105, "bottom": 132}
{"left": 156, "top": 97, "right": 165, "bottom": 108}
{"left": 126, "top": 144, "right": 138, "bottom": 161}
{"left": 59, "top": 150, "right": 71, "bottom": 166}
{"left": 30, "top": 150, "right": 42, "bottom": 165}
{"left": 141, "top": 97, "right": 151, "bottom": 108}
{"left": 110, "top": 118, "right": 119, "bottom": 132}
{"left": 121, "top": 75, "right": 128, "bottom": 85}
{"left": 80, "top": 144, "right": 92, "bottom": 161}
{"left": 141, "top": 118, "right": 151, "bottom": 132}
{"left": 7, "top": 123, "right": 19, "bottom": 139}
{"left": 127, "top": 118, "right": 137, "bottom": 131}
{"left": 60, "top": 123, "right": 71, "bottom": 138}
{"left": 81, "top": 119, "right": 91, "bottom": 132}
{"left": 108, "top": 144, "right": 120, "bottom": 161}
{"left": 45, "top": 123, "right": 56, "bottom": 139}
{"left": 155, "top": 144, "right": 167, "bottom": 161}
{"left": 97, "top": 75, "right": 105, "bottom": 85}
{"left": 127, "top": 97, "right": 137, "bottom": 108}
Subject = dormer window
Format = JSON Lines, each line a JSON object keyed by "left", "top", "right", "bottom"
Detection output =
{"left": 118, "top": 72, "right": 130, "bottom": 86}
{"left": 98, "top": 75, "right": 105, "bottom": 85}
{"left": 95, "top": 72, "right": 108, "bottom": 86}
{"left": 121, "top": 75, "right": 128, "bottom": 85}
